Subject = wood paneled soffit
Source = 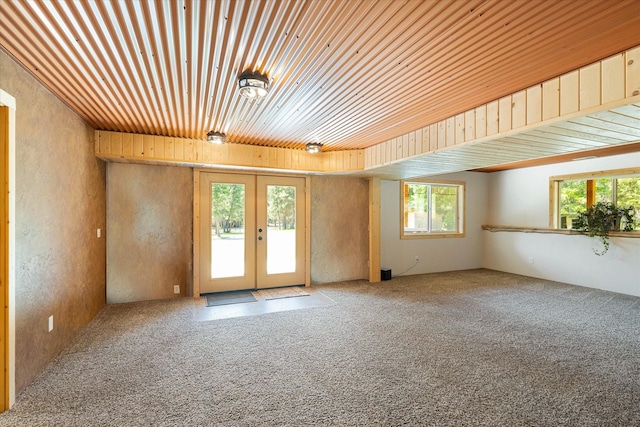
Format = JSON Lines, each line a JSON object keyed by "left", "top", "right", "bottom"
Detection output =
{"left": 96, "top": 46, "right": 640, "bottom": 178}
{"left": 361, "top": 46, "right": 640, "bottom": 179}
{"left": 95, "top": 131, "right": 364, "bottom": 174}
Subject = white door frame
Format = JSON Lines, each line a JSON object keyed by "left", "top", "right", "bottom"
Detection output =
{"left": 193, "top": 169, "right": 310, "bottom": 297}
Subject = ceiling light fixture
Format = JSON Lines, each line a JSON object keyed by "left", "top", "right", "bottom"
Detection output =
{"left": 206, "top": 131, "right": 226, "bottom": 144}
{"left": 306, "top": 142, "right": 323, "bottom": 154}
{"left": 238, "top": 70, "right": 270, "bottom": 99}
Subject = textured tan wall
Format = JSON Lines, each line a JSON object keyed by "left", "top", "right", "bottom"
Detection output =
{"left": 108, "top": 169, "right": 364, "bottom": 299}
{"left": 310, "top": 175, "right": 369, "bottom": 283}
{"left": 0, "top": 50, "right": 107, "bottom": 395}
{"left": 106, "top": 162, "right": 192, "bottom": 303}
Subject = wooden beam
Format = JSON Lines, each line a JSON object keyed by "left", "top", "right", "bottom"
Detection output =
{"left": 305, "top": 176, "right": 311, "bottom": 288}
{"left": 586, "top": 179, "right": 596, "bottom": 208}
{"left": 368, "top": 177, "right": 381, "bottom": 283}
{"left": 192, "top": 170, "right": 201, "bottom": 298}
{"left": 473, "top": 142, "right": 640, "bottom": 173}
{"left": 0, "top": 90, "right": 16, "bottom": 411}
{"left": 0, "top": 106, "right": 7, "bottom": 412}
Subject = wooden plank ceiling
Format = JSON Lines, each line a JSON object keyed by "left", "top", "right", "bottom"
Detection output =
{"left": 1, "top": 0, "right": 640, "bottom": 166}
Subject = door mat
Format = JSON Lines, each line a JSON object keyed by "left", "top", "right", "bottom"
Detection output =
{"left": 256, "top": 286, "right": 310, "bottom": 300}
{"left": 204, "top": 290, "right": 258, "bottom": 307}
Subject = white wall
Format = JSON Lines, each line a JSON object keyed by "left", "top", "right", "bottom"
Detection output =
{"left": 486, "top": 152, "right": 640, "bottom": 227}
{"left": 380, "top": 172, "right": 488, "bottom": 276}
{"left": 483, "top": 152, "right": 640, "bottom": 296}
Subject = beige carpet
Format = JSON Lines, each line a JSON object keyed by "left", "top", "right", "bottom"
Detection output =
{"left": 256, "top": 286, "right": 310, "bottom": 300}
{"left": 1, "top": 269, "right": 639, "bottom": 426}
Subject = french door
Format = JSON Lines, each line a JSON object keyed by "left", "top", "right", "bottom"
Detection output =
{"left": 199, "top": 172, "right": 306, "bottom": 294}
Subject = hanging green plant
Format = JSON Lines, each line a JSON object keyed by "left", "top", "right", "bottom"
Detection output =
{"left": 572, "top": 202, "right": 635, "bottom": 255}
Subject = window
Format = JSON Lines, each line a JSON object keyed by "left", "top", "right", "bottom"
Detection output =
{"left": 401, "top": 180, "right": 465, "bottom": 238}
{"left": 550, "top": 168, "right": 640, "bottom": 230}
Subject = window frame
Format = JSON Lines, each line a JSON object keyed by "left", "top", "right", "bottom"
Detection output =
{"left": 400, "top": 179, "right": 465, "bottom": 239}
{"left": 549, "top": 167, "right": 640, "bottom": 229}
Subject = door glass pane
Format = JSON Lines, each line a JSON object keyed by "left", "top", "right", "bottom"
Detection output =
{"left": 266, "top": 185, "right": 296, "bottom": 274}
{"left": 210, "top": 183, "right": 245, "bottom": 278}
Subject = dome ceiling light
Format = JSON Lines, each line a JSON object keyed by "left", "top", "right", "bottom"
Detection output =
{"left": 306, "top": 142, "right": 323, "bottom": 154}
{"left": 207, "top": 131, "right": 226, "bottom": 144}
{"left": 238, "top": 70, "right": 270, "bottom": 99}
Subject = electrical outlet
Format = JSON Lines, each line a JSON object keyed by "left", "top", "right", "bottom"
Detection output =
{"left": 528, "top": 257, "right": 534, "bottom": 264}
{"left": 48, "top": 315, "right": 53, "bottom": 332}
{"left": 173, "top": 285, "right": 180, "bottom": 294}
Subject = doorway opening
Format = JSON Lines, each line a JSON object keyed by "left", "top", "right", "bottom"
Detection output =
{"left": 194, "top": 171, "right": 309, "bottom": 296}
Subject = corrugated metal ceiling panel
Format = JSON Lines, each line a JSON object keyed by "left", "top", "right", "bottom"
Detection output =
{"left": 1, "top": 0, "right": 640, "bottom": 153}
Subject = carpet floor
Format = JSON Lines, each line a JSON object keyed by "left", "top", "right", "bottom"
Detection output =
{"left": 1, "top": 269, "right": 638, "bottom": 426}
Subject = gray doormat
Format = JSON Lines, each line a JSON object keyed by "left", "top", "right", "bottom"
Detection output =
{"left": 204, "top": 290, "right": 257, "bottom": 307}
